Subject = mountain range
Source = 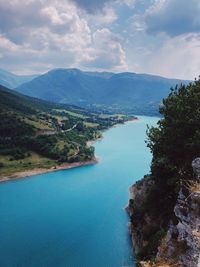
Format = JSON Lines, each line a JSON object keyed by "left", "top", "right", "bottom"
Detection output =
{"left": 0, "top": 68, "right": 190, "bottom": 115}
{"left": 0, "top": 69, "right": 38, "bottom": 89}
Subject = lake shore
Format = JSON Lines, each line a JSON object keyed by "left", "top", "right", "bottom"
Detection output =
{"left": 86, "top": 117, "right": 138, "bottom": 147}
{"left": 0, "top": 115, "right": 156, "bottom": 267}
{"left": 0, "top": 159, "right": 98, "bottom": 183}
{"left": 0, "top": 117, "right": 138, "bottom": 183}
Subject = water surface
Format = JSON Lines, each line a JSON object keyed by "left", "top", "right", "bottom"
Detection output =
{"left": 0, "top": 116, "right": 158, "bottom": 267}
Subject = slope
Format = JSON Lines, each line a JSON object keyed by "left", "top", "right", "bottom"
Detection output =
{"left": 0, "top": 85, "right": 133, "bottom": 178}
{"left": 16, "top": 68, "right": 189, "bottom": 115}
{"left": 0, "top": 69, "right": 38, "bottom": 89}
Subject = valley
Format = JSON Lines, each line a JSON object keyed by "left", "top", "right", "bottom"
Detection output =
{"left": 0, "top": 68, "right": 189, "bottom": 116}
{"left": 0, "top": 85, "right": 135, "bottom": 180}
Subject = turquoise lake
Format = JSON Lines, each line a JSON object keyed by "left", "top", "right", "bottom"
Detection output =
{"left": 0, "top": 116, "right": 158, "bottom": 267}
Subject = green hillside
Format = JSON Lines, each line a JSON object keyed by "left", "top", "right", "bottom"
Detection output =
{"left": 0, "top": 85, "right": 134, "bottom": 178}
{"left": 16, "top": 68, "right": 190, "bottom": 115}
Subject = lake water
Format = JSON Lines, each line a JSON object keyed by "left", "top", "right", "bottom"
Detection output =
{"left": 0, "top": 116, "right": 158, "bottom": 267}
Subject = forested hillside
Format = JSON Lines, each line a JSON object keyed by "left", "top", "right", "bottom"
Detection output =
{"left": 16, "top": 68, "right": 188, "bottom": 115}
{"left": 0, "top": 85, "right": 134, "bottom": 178}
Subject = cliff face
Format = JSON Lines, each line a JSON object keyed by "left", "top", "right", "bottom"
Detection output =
{"left": 127, "top": 81, "right": 200, "bottom": 266}
{"left": 128, "top": 176, "right": 167, "bottom": 262}
{"left": 128, "top": 160, "right": 200, "bottom": 267}
{"left": 156, "top": 189, "right": 200, "bottom": 267}
{"left": 127, "top": 177, "right": 158, "bottom": 257}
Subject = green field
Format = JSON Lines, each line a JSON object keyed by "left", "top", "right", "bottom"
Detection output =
{"left": 0, "top": 152, "right": 56, "bottom": 178}
{"left": 54, "top": 109, "right": 88, "bottom": 119}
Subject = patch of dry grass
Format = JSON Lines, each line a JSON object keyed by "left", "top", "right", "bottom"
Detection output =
{"left": 185, "top": 181, "right": 200, "bottom": 193}
{"left": 0, "top": 152, "right": 56, "bottom": 178}
{"left": 140, "top": 261, "right": 181, "bottom": 267}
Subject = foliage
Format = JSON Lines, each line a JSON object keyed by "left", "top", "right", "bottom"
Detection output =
{"left": 131, "top": 78, "right": 200, "bottom": 261}
{"left": 0, "top": 113, "right": 35, "bottom": 138}
{"left": 148, "top": 80, "right": 200, "bottom": 181}
{"left": 0, "top": 84, "right": 133, "bottom": 176}
{"left": 146, "top": 79, "right": 200, "bottom": 213}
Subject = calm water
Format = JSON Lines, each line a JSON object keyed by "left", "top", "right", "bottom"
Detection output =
{"left": 0, "top": 116, "right": 158, "bottom": 267}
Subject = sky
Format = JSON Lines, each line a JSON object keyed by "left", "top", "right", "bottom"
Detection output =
{"left": 0, "top": 0, "right": 200, "bottom": 79}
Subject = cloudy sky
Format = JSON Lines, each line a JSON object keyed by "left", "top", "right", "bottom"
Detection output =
{"left": 0, "top": 0, "right": 200, "bottom": 79}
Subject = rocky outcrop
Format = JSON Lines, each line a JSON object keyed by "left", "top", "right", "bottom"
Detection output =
{"left": 127, "top": 177, "right": 158, "bottom": 257}
{"left": 192, "top": 158, "right": 200, "bottom": 181}
{"left": 128, "top": 160, "right": 200, "bottom": 267}
{"left": 156, "top": 189, "right": 200, "bottom": 266}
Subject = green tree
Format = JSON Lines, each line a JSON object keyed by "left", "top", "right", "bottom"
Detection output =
{"left": 146, "top": 78, "right": 200, "bottom": 223}
{"left": 148, "top": 79, "right": 200, "bottom": 184}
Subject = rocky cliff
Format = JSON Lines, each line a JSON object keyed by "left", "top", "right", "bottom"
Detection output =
{"left": 155, "top": 188, "right": 200, "bottom": 267}
{"left": 127, "top": 159, "right": 200, "bottom": 267}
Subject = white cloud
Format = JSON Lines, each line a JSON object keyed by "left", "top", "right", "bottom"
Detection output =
{"left": 145, "top": 0, "right": 200, "bottom": 37}
{"left": 0, "top": 0, "right": 91, "bottom": 44}
{"left": 0, "top": 35, "right": 19, "bottom": 52}
{"left": 146, "top": 34, "right": 200, "bottom": 79}
{"left": 81, "top": 28, "right": 128, "bottom": 71}
{"left": 1, "top": 0, "right": 199, "bottom": 80}
{"left": 132, "top": 14, "right": 145, "bottom": 32}
{"left": 71, "top": 0, "right": 112, "bottom": 13}
{"left": 87, "top": 5, "right": 117, "bottom": 25}
{"left": 119, "top": 0, "right": 136, "bottom": 7}
{"left": 0, "top": 0, "right": 128, "bottom": 74}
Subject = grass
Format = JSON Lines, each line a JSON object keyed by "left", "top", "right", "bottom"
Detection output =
{"left": 54, "top": 109, "right": 88, "bottom": 119}
{"left": 23, "top": 117, "right": 53, "bottom": 130}
{"left": 185, "top": 181, "right": 200, "bottom": 193}
{"left": 99, "top": 113, "right": 125, "bottom": 119}
{"left": 0, "top": 152, "right": 56, "bottom": 178}
{"left": 84, "top": 122, "right": 99, "bottom": 128}
{"left": 68, "top": 148, "right": 77, "bottom": 157}
{"left": 140, "top": 260, "right": 181, "bottom": 267}
{"left": 57, "top": 140, "right": 66, "bottom": 150}
{"left": 51, "top": 115, "right": 67, "bottom": 123}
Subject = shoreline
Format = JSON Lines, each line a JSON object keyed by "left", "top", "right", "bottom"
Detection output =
{"left": 0, "top": 159, "right": 98, "bottom": 183}
{"left": 111, "top": 117, "right": 139, "bottom": 128}
{"left": 0, "top": 116, "right": 138, "bottom": 184}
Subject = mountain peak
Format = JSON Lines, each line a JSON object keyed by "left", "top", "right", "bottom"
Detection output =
{"left": 48, "top": 68, "right": 82, "bottom": 75}
{"left": 15, "top": 68, "right": 190, "bottom": 115}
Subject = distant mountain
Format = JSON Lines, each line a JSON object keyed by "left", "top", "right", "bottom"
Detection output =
{"left": 16, "top": 68, "right": 190, "bottom": 115}
{"left": 0, "top": 69, "right": 38, "bottom": 89}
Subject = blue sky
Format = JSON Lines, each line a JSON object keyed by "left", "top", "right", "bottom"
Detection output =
{"left": 0, "top": 0, "right": 200, "bottom": 79}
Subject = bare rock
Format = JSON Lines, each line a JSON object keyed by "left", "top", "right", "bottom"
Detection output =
{"left": 192, "top": 158, "right": 200, "bottom": 181}
{"left": 156, "top": 189, "right": 200, "bottom": 267}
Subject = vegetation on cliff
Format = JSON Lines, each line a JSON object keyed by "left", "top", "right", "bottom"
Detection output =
{"left": 129, "top": 78, "right": 200, "bottom": 264}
